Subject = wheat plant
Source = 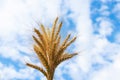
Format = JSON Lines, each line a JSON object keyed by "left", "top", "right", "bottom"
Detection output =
{"left": 26, "top": 17, "right": 77, "bottom": 80}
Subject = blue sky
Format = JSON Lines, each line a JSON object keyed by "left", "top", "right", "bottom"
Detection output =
{"left": 0, "top": 0, "right": 120, "bottom": 80}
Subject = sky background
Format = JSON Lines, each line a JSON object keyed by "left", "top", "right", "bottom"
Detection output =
{"left": 0, "top": 0, "right": 120, "bottom": 80}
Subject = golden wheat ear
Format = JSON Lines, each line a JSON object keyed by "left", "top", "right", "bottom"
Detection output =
{"left": 54, "top": 21, "right": 62, "bottom": 40}
{"left": 51, "top": 17, "right": 58, "bottom": 40}
{"left": 32, "top": 35, "right": 44, "bottom": 51}
{"left": 26, "top": 17, "right": 78, "bottom": 80}
{"left": 40, "top": 24, "right": 49, "bottom": 42}
{"left": 55, "top": 53, "right": 78, "bottom": 67}
{"left": 33, "top": 45, "right": 50, "bottom": 72}
{"left": 55, "top": 36, "right": 77, "bottom": 61}
{"left": 34, "top": 28, "right": 46, "bottom": 47}
{"left": 26, "top": 63, "right": 47, "bottom": 77}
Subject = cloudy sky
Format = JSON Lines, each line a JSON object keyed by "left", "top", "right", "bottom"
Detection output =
{"left": 0, "top": 0, "right": 120, "bottom": 80}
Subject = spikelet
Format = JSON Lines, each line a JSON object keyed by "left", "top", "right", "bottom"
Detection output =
{"left": 48, "top": 42, "right": 57, "bottom": 67}
{"left": 46, "top": 27, "right": 51, "bottom": 53}
{"left": 51, "top": 17, "right": 58, "bottom": 41}
{"left": 34, "top": 28, "right": 46, "bottom": 47}
{"left": 26, "top": 63, "right": 47, "bottom": 77}
{"left": 40, "top": 24, "right": 47, "bottom": 36}
{"left": 40, "top": 24, "right": 50, "bottom": 52}
{"left": 32, "top": 35, "right": 48, "bottom": 62}
{"left": 51, "top": 42, "right": 57, "bottom": 60}
{"left": 56, "top": 35, "right": 61, "bottom": 47}
{"left": 55, "top": 36, "right": 76, "bottom": 61}
{"left": 55, "top": 53, "right": 78, "bottom": 67}
{"left": 32, "top": 36, "right": 44, "bottom": 52}
{"left": 60, "top": 36, "right": 76, "bottom": 54}
{"left": 34, "top": 45, "right": 50, "bottom": 72}
{"left": 40, "top": 24, "right": 49, "bottom": 42}
{"left": 50, "top": 35, "right": 60, "bottom": 57}
{"left": 61, "top": 34, "right": 71, "bottom": 47}
{"left": 64, "top": 37, "right": 76, "bottom": 49}
{"left": 55, "top": 35, "right": 61, "bottom": 50}
{"left": 54, "top": 22, "right": 62, "bottom": 40}
{"left": 53, "top": 35, "right": 61, "bottom": 60}
{"left": 47, "top": 27, "right": 51, "bottom": 39}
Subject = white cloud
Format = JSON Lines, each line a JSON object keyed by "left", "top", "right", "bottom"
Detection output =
{"left": 60, "top": 0, "right": 94, "bottom": 79}
{"left": 64, "top": 0, "right": 93, "bottom": 50}
{"left": 0, "top": 0, "right": 62, "bottom": 79}
{"left": 100, "top": 0, "right": 113, "bottom": 3}
{"left": 91, "top": 54, "right": 120, "bottom": 80}
{"left": 113, "top": 3, "right": 120, "bottom": 20}
{"left": 99, "top": 5, "right": 110, "bottom": 16}
{"left": 115, "top": 33, "right": 120, "bottom": 44}
{"left": 99, "top": 19, "right": 113, "bottom": 36}
{"left": 0, "top": 0, "right": 120, "bottom": 80}
{"left": 0, "top": 62, "right": 41, "bottom": 80}
{"left": 63, "top": 1, "right": 120, "bottom": 80}
{"left": 67, "top": 64, "right": 83, "bottom": 80}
